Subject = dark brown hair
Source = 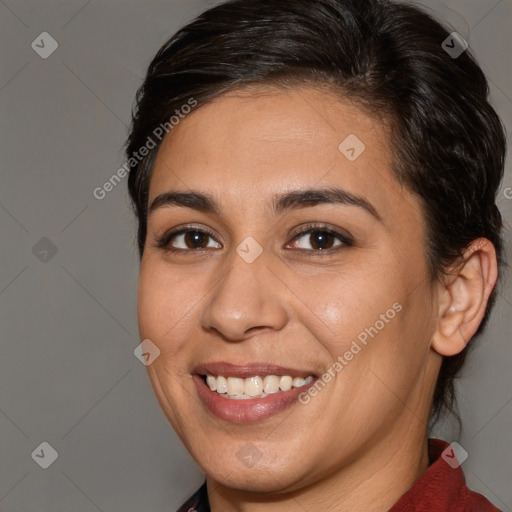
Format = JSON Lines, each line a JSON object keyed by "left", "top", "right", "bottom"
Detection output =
{"left": 125, "top": 0, "right": 507, "bottom": 429}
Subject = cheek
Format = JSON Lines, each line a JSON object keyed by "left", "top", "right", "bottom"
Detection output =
{"left": 136, "top": 258, "right": 192, "bottom": 345}
{"left": 136, "top": 263, "right": 163, "bottom": 340}
{"left": 296, "top": 263, "right": 398, "bottom": 353}
{"left": 299, "top": 264, "right": 429, "bottom": 399}
{"left": 331, "top": 286, "right": 433, "bottom": 421}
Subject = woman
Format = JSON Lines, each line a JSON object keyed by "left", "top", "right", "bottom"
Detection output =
{"left": 125, "top": 0, "right": 506, "bottom": 510}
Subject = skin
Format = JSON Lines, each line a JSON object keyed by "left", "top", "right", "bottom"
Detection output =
{"left": 137, "top": 85, "right": 498, "bottom": 511}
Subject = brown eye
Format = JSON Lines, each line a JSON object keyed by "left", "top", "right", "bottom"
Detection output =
{"left": 288, "top": 226, "right": 352, "bottom": 252}
{"left": 157, "top": 227, "right": 222, "bottom": 252}
{"left": 183, "top": 231, "right": 210, "bottom": 249}
{"left": 308, "top": 231, "right": 337, "bottom": 250}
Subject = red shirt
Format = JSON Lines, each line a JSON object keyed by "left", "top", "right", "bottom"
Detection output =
{"left": 390, "top": 438, "right": 501, "bottom": 511}
{"left": 178, "top": 438, "right": 501, "bottom": 511}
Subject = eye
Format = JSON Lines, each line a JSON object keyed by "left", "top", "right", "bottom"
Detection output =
{"left": 155, "top": 223, "right": 352, "bottom": 255}
{"left": 156, "top": 226, "right": 222, "bottom": 253}
{"left": 286, "top": 224, "right": 352, "bottom": 252}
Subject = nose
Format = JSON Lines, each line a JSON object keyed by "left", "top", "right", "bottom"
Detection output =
{"left": 200, "top": 248, "right": 288, "bottom": 342}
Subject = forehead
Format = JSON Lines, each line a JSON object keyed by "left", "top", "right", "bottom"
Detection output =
{"left": 149, "top": 85, "right": 401, "bottom": 218}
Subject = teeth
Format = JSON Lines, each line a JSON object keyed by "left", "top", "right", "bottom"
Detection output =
{"left": 226, "top": 377, "right": 244, "bottom": 396}
{"left": 205, "top": 374, "right": 314, "bottom": 399}
{"left": 206, "top": 375, "right": 217, "bottom": 391}
{"left": 279, "top": 375, "right": 292, "bottom": 391}
{"left": 263, "top": 375, "right": 280, "bottom": 394}
{"left": 292, "top": 377, "right": 306, "bottom": 388}
{"left": 216, "top": 376, "right": 227, "bottom": 394}
{"left": 245, "top": 376, "right": 263, "bottom": 396}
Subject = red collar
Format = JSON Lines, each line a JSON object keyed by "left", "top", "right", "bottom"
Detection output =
{"left": 389, "top": 438, "right": 500, "bottom": 511}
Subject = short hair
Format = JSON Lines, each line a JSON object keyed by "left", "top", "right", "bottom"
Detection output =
{"left": 125, "top": 0, "right": 507, "bottom": 428}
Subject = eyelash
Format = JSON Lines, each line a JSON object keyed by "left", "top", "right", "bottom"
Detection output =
{"left": 155, "top": 223, "right": 353, "bottom": 256}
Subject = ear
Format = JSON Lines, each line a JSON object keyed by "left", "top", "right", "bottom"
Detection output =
{"left": 431, "top": 238, "right": 498, "bottom": 357}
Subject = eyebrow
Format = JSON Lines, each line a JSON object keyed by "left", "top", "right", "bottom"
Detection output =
{"left": 148, "top": 187, "right": 382, "bottom": 221}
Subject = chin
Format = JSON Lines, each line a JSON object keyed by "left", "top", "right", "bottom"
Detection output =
{"left": 206, "top": 464, "right": 308, "bottom": 494}
{"left": 192, "top": 441, "right": 318, "bottom": 493}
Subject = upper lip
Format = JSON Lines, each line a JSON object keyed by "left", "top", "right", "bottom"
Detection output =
{"left": 194, "top": 361, "right": 318, "bottom": 379}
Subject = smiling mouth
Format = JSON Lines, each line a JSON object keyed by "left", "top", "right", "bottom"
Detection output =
{"left": 192, "top": 362, "right": 320, "bottom": 422}
{"left": 201, "top": 374, "right": 315, "bottom": 399}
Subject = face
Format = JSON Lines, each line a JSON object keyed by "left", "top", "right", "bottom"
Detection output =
{"left": 137, "top": 85, "right": 441, "bottom": 493}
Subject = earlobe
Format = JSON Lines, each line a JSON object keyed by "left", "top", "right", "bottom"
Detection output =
{"left": 434, "top": 308, "right": 467, "bottom": 356}
{"left": 431, "top": 238, "right": 498, "bottom": 357}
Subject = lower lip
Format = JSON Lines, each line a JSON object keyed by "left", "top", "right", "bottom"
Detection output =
{"left": 193, "top": 375, "right": 315, "bottom": 423}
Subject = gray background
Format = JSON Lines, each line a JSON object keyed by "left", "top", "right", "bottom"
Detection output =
{"left": 0, "top": 0, "right": 510, "bottom": 510}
